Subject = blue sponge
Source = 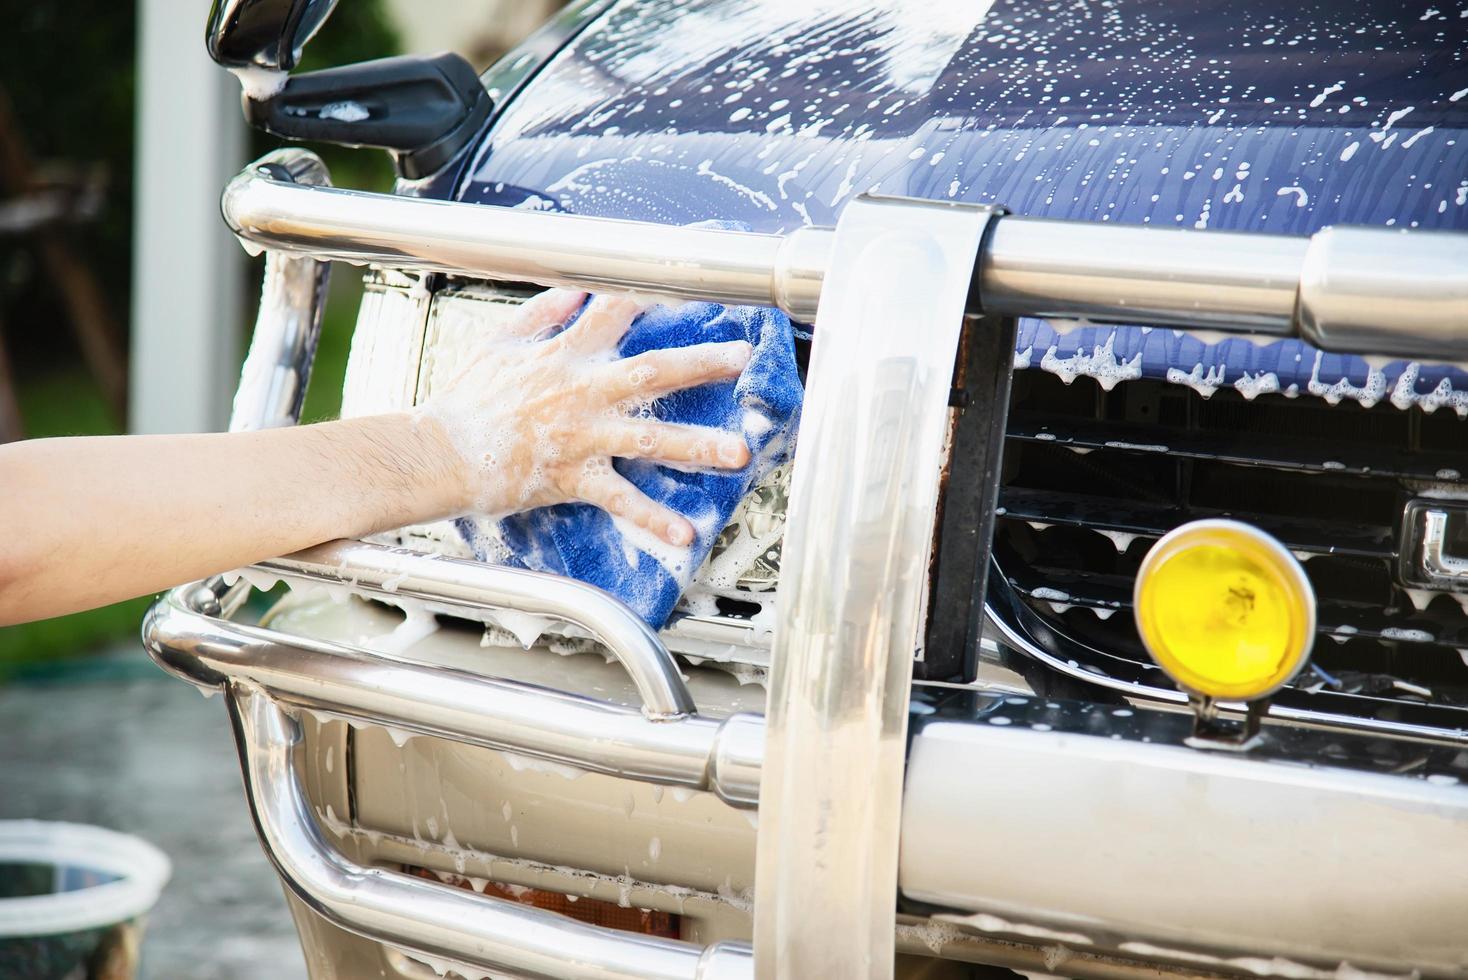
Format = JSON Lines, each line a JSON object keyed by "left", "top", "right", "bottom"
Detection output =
{"left": 453, "top": 297, "right": 802, "bottom": 627}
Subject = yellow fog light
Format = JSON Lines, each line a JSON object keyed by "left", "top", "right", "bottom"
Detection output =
{"left": 1134, "top": 520, "right": 1315, "bottom": 701}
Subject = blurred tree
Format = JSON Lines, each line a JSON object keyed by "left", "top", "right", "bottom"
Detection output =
{"left": 0, "top": 0, "right": 401, "bottom": 379}
{"left": 1, "top": 2, "right": 136, "bottom": 374}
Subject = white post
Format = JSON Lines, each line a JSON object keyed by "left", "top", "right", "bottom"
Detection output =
{"left": 129, "top": 0, "right": 246, "bottom": 434}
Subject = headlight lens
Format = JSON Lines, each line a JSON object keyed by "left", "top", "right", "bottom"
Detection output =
{"left": 1133, "top": 519, "right": 1315, "bottom": 701}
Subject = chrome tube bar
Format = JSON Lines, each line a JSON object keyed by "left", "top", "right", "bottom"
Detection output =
{"left": 143, "top": 582, "right": 763, "bottom": 806}
{"left": 220, "top": 152, "right": 1468, "bottom": 356}
{"left": 228, "top": 689, "right": 756, "bottom": 980}
{"left": 901, "top": 713, "right": 1468, "bottom": 975}
{"left": 754, "top": 198, "right": 1000, "bottom": 979}
{"left": 223, "top": 159, "right": 833, "bottom": 321}
{"left": 228, "top": 149, "right": 332, "bottom": 432}
{"left": 255, "top": 539, "right": 694, "bottom": 720}
{"left": 977, "top": 217, "right": 1309, "bottom": 333}
{"left": 1297, "top": 226, "right": 1468, "bottom": 360}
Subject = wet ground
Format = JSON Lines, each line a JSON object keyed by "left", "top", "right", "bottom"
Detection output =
{"left": 0, "top": 650, "right": 307, "bottom": 980}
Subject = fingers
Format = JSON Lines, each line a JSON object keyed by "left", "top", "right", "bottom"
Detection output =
{"left": 593, "top": 340, "right": 752, "bottom": 403}
{"left": 593, "top": 420, "right": 750, "bottom": 469}
{"left": 576, "top": 464, "right": 697, "bottom": 546}
{"left": 510, "top": 288, "right": 589, "bottom": 339}
{"left": 552, "top": 294, "right": 642, "bottom": 354}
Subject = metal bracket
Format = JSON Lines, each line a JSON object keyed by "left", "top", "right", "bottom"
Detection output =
{"left": 918, "top": 306, "right": 1017, "bottom": 682}
{"left": 753, "top": 196, "right": 1000, "bottom": 978}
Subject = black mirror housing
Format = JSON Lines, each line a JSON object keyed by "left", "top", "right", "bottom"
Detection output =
{"left": 242, "top": 53, "right": 494, "bottom": 179}
{"left": 206, "top": 0, "right": 339, "bottom": 72}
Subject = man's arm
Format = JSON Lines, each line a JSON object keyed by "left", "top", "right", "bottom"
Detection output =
{"left": 0, "top": 414, "right": 464, "bottom": 624}
{"left": 0, "top": 289, "right": 751, "bottom": 626}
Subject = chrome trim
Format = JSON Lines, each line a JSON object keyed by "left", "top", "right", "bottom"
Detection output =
{"left": 256, "top": 539, "right": 694, "bottom": 720}
{"left": 893, "top": 915, "right": 1224, "bottom": 980}
{"left": 900, "top": 709, "right": 1468, "bottom": 976}
{"left": 222, "top": 160, "right": 834, "bottom": 321}
{"left": 220, "top": 152, "right": 1467, "bottom": 353}
{"left": 1297, "top": 226, "right": 1468, "bottom": 359}
{"left": 754, "top": 197, "right": 999, "bottom": 979}
{"left": 227, "top": 688, "right": 755, "bottom": 980}
{"left": 979, "top": 217, "right": 1309, "bottom": 333}
{"left": 229, "top": 149, "right": 332, "bottom": 432}
{"left": 1418, "top": 508, "right": 1468, "bottom": 581}
{"left": 143, "top": 580, "right": 763, "bottom": 807}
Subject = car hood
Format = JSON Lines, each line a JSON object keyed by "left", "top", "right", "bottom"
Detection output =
{"left": 456, "top": 0, "right": 1468, "bottom": 409}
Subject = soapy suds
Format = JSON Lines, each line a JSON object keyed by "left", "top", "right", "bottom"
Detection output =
{"left": 936, "top": 910, "right": 1094, "bottom": 948}
{"left": 1094, "top": 528, "right": 1140, "bottom": 553}
{"left": 1038, "top": 330, "right": 1143, "bottom": 392}
{"left": 1059, "top": 327, "right": 1468, "bottom": 415}
{"left": 229, "top": 66, "right": 288, "bottom": 101}
{"left": 611, "top": 514, "right": 698, "bottom": 585}
{"left": 502, "top": 751, "right": 586, "bottom": 780}
{"left": 319, "top": 100, "right": 370, "bottom": 122}
{"left": 1116, "top": 941, "right": 1407, "bottom": 980}
{"left": 371, "top": 607, "right": 440, "bottom": 655}
{"left": 489, "top": 609, "right": 556, "bottom": 649}
{"left": 895, "top": 919, "right": 970, "bottom": 955}
{"left": 1276, "top": 185, "right": 1310, "bottom": 207}
{"left": 1405, "top": 588, "right": 1438, "bottom": 612}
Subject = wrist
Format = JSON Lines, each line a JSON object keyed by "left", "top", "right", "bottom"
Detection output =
{"left": 400, "top": 411, "right": 474, "bottom": 519}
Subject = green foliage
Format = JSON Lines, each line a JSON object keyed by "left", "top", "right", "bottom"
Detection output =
{"left": 2, "top": 2, "right": 137, "bottom": 366}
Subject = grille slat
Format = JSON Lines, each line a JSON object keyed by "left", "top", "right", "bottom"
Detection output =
{"left": 1007, "top": 411, "right": 1468, "bottom": 484}
{"left": 998, "top": 486, "right": 1397, "bottom": 560}
{"left": 995, "top": 369, "right": 1468, "bottom": 723}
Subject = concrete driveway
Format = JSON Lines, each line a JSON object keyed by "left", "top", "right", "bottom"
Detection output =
{"left": 0, "top": 651, "right": 307, "bottom": 980}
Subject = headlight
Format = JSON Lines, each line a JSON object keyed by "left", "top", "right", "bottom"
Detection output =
{"left": 1133, "top": 519, "right": 1315, "bottom": 701}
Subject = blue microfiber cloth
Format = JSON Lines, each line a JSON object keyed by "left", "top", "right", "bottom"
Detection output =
{"left": 453, "top": 294, "right": 802, "bottom": 628}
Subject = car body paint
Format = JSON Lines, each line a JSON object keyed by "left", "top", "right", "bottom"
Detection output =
{"left": 444, "top": 0, "right": 1468, "bottom": 405}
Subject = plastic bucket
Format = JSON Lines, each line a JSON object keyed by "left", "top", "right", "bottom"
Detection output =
{"left": 0, "top": 821, "right": 171, "bottom": 980}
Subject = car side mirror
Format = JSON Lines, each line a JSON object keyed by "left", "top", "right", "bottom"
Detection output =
{"left": 206, "top": 0, "right": 338, "bottom": 72}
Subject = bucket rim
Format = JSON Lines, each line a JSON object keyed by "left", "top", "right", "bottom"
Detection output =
{"left": 0, "top": 820, "right": 171, "bottom": 938}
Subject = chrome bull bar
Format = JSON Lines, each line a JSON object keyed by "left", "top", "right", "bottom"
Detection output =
{"left": 224, "top": 149, "right": 1468, "bottom": 355}
{"left": 229, "top": 689, "right": 755, "bottom": 980}
{"left": 144, "top": 147, "right": 1468, "bottom": 979}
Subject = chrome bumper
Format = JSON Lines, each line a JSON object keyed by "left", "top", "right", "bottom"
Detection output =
{"left": 149, "top": 564, "right": 760, "bottom": 980}
{"left": 147, "top": 573, "right": 1468, "bottom": 978}
{"left": 147, "top": 147, "right": 1468, "bottom": 979}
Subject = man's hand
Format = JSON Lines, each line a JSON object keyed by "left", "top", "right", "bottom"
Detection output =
{"left": 420, "top": 289, "right": 751, "bottom": 545}
{"left": 0, "top": 290, "right": 755, "bottom": 625}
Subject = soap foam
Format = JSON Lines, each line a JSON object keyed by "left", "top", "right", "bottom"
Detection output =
{"left": 229, "top": 66, "right": 288, "bottom": 101}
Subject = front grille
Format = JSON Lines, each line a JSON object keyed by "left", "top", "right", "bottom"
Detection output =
{"left": 995, "top": 368, "right": 1468, "bottom": 728}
